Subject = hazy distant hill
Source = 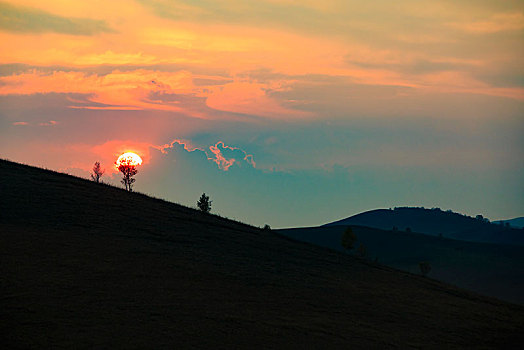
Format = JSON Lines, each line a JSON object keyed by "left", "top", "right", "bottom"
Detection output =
{"left": 278, "top": 225, "right": 524, "bottom": 305}
{"left": 325, "top": 207, "right": 524, "bottom": 245}
{"left": 1, "top": 159, "right": 523, "bottom": 348}
{"left": 494, "top": 217, "right": 524, "bottom": 229}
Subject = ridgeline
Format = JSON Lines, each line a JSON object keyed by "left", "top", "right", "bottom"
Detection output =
{"left": 1, "top": 159, "right": 523, "bottom": 348}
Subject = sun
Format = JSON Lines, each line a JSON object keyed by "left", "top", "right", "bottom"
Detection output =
{"left": 116, "top": 152, "right": 143, "bottom": 167}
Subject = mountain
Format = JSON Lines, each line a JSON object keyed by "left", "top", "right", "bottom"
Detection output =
{"left": 325, "top": 207, "right": 524, "bottom": 245}
{"left": 1, "top": 159, "right": 523, "bottom": 348}
{"left": 278, "top": 225, "right": 524, "bottom": 305}
{"left": 494, "top": 217, "right": 524, "bottom": 229}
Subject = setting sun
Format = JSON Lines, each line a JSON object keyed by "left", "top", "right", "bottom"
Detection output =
{"left": 116, "top": 152, "right": 143, "bottom": 167}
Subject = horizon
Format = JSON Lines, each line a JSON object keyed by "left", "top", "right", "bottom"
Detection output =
{"left": 1, "top": 1, "right": 523, "bottom": 227}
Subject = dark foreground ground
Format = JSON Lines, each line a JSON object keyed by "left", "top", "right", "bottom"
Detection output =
{"left": 1, "top": 160, "right": 523, "bottom": 348}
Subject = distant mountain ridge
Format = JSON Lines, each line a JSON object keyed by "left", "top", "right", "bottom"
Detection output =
{"left": 493, "top": 217, "right": 524, "bottom": 229}
{"left": 278, "top": 225, "right": 524, "bottom": 305}
{"left": 325, "top": 207, "right": 524, "bottom": 246}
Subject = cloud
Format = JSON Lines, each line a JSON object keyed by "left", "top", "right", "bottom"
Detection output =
{"left": 11, "top": 120, "right": 57, "bottom": 126}
{"left": 447, "top": 13, "right": 524, "bottom": 34}
{"left": 205, "top": 81, "right": 311, "bottom": 119}
{"left": 207, "top": 141, "right": 257, "bottom": 171}
{"left": 155, "top": 139, "right": 256, "bottom": 171}
{"left": 39, "top": 120, "right": 58, "bottom": 126}
{"left": 0, "top": 1, "right": 114, "bottom": 35}
{"left": 0, "top": 68, "right": 314, "bottom": 118}
{"left": 0, "top": 69, "right": 198, "bottom": 112}
{"left": 155, "top": 139, "right": 204, "bottom": 154}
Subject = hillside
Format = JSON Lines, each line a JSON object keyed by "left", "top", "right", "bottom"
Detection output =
{"left": 494, "top": 217, "right": 524, "bottom": 229}
{"left": 325, "top": 208, "right": 524, "bottom": 245}
{"left": 278, "top": 225, "right": 524, "bottom": 305}
{"left": 1, "top": 159, "right": 523, "bottom": 348}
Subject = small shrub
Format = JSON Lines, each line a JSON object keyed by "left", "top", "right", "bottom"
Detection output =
{"left": 341, "top": 227, "right": 356, "bottom": 251}
{"left": 197, "top": 193, "right": 212, "bottom": 213}
{"left": 419, "top": 261, "right": 431, "bottom": 276}
{"left": 263, "top": 224, "right": 271, "bottom": 231}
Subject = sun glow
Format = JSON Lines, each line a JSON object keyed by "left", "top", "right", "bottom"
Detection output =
{"left": 116, "top": 152, "right": 143, "bottom": 168}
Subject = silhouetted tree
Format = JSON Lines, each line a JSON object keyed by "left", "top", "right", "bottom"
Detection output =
{"left": 90, "top": 161, "right": 105, "bottom": 183}
{"left": 341, "top": 227, "right": 356, "bottom": 251}
{"left": 419, "top": 261, "right": 431, "bottom": 276}
{"left": 197, "top": 193, "right": 212, "bottom": 213}
{"left": 263, "top": 224, "right": 271, "bottom": 231}
{"left": 406, "top": 227, "right": 412, "bottom": 233}
{"left": 117, "top": 158, "right": 138, "bottom": 192}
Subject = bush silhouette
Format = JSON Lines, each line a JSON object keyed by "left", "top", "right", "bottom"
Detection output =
{"left": 419, "top": 261, "right": 431, "bottom": 276}
{"left": 197, "top": 193, "right": 212, "bottom": 213}
{"left": 341, "top": 227, "right": 356, "bottom": 251}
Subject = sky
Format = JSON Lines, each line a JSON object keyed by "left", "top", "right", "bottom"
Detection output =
{"left": 0, "top": 0, "right": 523, "bottom": 228}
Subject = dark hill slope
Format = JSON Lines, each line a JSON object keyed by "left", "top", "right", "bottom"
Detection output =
{"left": 326, "top": 208, "right": 524, "bottom": 245}
{"left": 278, "top": 225, "right": 524, "bottom": 305}
{"left": 1, "top": 159, "right": 523, "bottom": 348}
{"left": 494, "top": 217, "right": 524, "bottom": 229}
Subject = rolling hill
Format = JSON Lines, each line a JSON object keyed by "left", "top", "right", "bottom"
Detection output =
{"left": 494, "top": 217, "right": 524, "bottom": 229}
{"left": 1, "top": 159, "right": 523, "bottom": 348}
{"left": 278, "top": 225, "right": 524, "bottom": 305}
{"left": 325, "top": 207, "right": 524, "bottom": 245}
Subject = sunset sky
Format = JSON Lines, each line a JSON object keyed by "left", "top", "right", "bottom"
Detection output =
{"left": 1, "top": 0, "right": 523, "bottom": 227}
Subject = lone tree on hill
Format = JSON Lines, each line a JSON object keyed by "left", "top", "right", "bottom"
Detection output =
{"left": 341, "top": 227, "right": 356, "bottom": 252}
{"left": 90, "top": 161, "right": 105, "bottom": 183}
{"left": 419, "top": 261, "right": 431, "bottom": 276}
{"left": 117, "top": 158, "right": 138, "bottom": 192}
{"left": 197, "top": 193, "right": 212, "bottom": 213}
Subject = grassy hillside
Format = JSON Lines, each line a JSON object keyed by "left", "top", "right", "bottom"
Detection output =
{"left": 494, "top": 217, "right": 524, "bottom": 229}
{"left": 278, "top": 225, "right": 524, "bottom": 305}
{"left": 326, "top": 207, "right": 524, "bottom": 245}
{"left": 1, "top": 159, "right": 524, "bottom": 348}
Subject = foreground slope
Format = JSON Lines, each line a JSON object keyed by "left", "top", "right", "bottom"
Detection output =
{"left": 326, "top": 208, "right": 524, "bottom": 245}
{"left": 278, "top": 225, "right": 524, "bottom": 305}
{"left": 1, "top": 160, "right": 523, "bottom": 348}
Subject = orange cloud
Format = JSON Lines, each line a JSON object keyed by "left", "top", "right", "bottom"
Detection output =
{"left": 206, "top": 81, "right": 310, "bottom": 119}
{"left": 447, "top": 13, "right": 524, "bottom": 34}
{"left": 0, "top": 69, "right": 197, "bottom": 111}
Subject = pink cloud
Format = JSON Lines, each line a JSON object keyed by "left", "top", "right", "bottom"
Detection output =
{"left": 39, "top": 120, "right": 58, "bottom": 126}
{"left": 12, "top": 121, "right": 28, "bottom": 126}
{"left": 205, "top": 81, "right": 311, "bottom": 119}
